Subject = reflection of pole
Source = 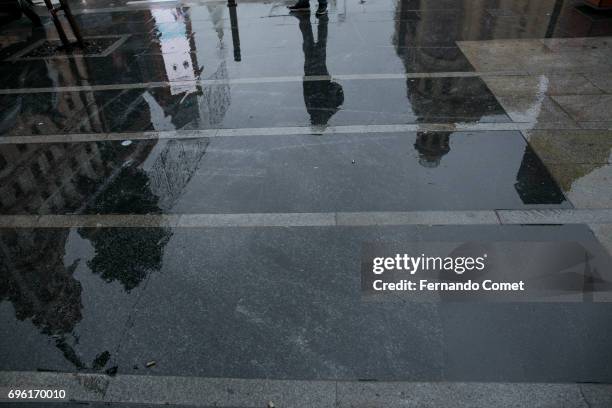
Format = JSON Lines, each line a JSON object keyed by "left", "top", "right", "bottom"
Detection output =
{"left": 58, "top": 0, "right": 85, "bottom": 48}
{"left": 42, "top": 0, "right": 85, "bottom": 49}
{"left": 228, "top": 0, "right": 241, "bottom": 62}
{"left": 545, "top": 0, "right": 564, "bottom": 38}
{"left": 43, "top": 0, "right": 70, "bottom": 48}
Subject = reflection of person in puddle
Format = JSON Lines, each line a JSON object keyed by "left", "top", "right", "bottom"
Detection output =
{"left": 293, "top": 13, "right": 344, "bottom": 127}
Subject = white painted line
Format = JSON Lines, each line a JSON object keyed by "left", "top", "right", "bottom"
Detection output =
{"left": 0, "top": 71, "right": 528, "bottom": 94}
{"left": 1, "top": 210, "right": 611, "bottom": 228}
{"left": 0, "top": 371, "right": 609, "bottom": 407}
{"left": 0, "top": 123, "right": 539, "bottom": 145}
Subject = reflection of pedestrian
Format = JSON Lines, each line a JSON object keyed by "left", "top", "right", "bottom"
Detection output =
{"left": 293, "top": 14, "right": 343, "bottom": 126}
{"left": 288, "top": 0, "right": 327, "bottom": 16}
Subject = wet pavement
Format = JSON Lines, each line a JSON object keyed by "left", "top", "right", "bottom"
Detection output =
{"left": 2, "top": 224, "right": 612, "bottom": 382}
{"left": 1, "top": 0, "right": 612, "bottom": 390}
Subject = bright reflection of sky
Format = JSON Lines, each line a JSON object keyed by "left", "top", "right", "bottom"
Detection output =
{"left": 151, "top": 8, "right": 197, "bottom": 94}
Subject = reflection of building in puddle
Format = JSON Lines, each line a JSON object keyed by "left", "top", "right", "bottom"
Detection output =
{"left": 147, "top": 140, "right": 210, "bottom": 211}
{"left": 0, "top": 6, "right": 229, "bottom": 369}
{"left": 0, "top": 137, "right": 209, "bottom": 367}
{"left": 414, "top": 132, "right": 450, "bottom": 168}
{"left": 514, "top": 146, "right": 566, "bottom": 205}
{"left": 0, "top": 142, "right": 110, "bottom": 214}
{"left": 151, "top": 8, "right": 199, "bottom": 95}
{"left": 0, "top": 229, "right": 85, "bottom": 367}
{"left": 0, "top": 60, "right": 105, "bottom": 135}
{"left": 393, "top": 0, "right": 573, "bottom": 206}
{"left": 197, "top": 61, "right": 231, "bottom": 127}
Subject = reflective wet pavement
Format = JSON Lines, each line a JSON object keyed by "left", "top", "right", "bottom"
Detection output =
{"left": 2, "top": 224, "right": 612, "bottom": 382}
{"left": 1, "top": 0, "right": 612, "bottom": 387}
{"left": 0, "top": 132, "right": 569, "bottom": 215}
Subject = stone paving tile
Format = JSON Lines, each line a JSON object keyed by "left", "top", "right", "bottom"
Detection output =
{"left": 552, "top": 94, "right": 612, "bottom": 122}
{"left": 545, "top": 164, "right": 612, "bottom": 208}
{"left": 578, "top": 121, "right": 612, "bottom": 130}
{"left": 524, "top": 129, "right": 612, "bottom": 164}
{"left": 541, "top": 36, "right": 612, "bottom": 52}
{"left": 0, "top": 132, "right": 569, "bottom": 216}
{"left": 459, "top": 38, "right": 612, "bottom": 74}
{"left": 584, "top": 73, "right": 612, "bottom": 93}
{"left": 495, "top": 95, "right": 577, "bottom": 125}
{"left": 336, "top": 382, "right": 589, "bottom": 408}
{"left": 590, "top": 224, "right": 612, "bottom": 257}
{"left": 483, "top": 74, "right": 603, "bottom": 96}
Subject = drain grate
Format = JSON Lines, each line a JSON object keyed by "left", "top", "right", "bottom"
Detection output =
{"left": 7, "top": 35, "right": 129, "bottom": 61}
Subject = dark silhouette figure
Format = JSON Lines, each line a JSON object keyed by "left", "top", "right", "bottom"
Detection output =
{"left": 414, "top": 131, "right": 450, "bottom": 168}
{"left": 295, "top": 14, "right": 343, "bottom": 127}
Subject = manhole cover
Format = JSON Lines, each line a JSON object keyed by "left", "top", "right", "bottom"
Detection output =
{"left": 7, "top": 35, "right": 129, "bottom": 61}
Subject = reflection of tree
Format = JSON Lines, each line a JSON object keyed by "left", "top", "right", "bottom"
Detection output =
{"left": 414, "top": 132, "right": 450, "bottom": 168}
{"left": 80, "top": 227, "right": 171, "bottom": 292}
{"left": 79, "top": 166, "right": 172, "bottom": 292}
{"left": 88, "top": 167, "right": 162, "bottom": 214}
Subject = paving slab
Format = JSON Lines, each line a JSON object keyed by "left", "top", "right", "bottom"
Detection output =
{"left": 524, "top": 130, "right": 612, "bottom": 164}
{"left": 552, "top": 94, "right": 612, "bottom": 122}
{"left": 0, "top": 132, "right": 569, "bottom": 215}
{"left": 482, "top": 74, "right": 603, "bottom": 96}
{"left": 545, "top": 164, "right": 612, "bottom": 208}
{"left": 3, "top": 371, "right": 612, "bottom": 408}
{"left": 2, "top": 225, "right": 612, "bottom": 382}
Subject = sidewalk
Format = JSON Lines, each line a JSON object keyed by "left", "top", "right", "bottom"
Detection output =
{"left": 0, "top": 0, "right": 612, "bottom": 400}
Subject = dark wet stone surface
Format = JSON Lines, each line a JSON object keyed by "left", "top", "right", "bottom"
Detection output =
{"left": 0, "top": 0, "right": 611, "bottom": 386}
{"left": 0, "top": 132, "right": 568, "bottom": 215}
{"left": 1, "top": 224, "right": 611, "bottom": 382}
{"left": 0, "top": 77, "right": 508, "bottom": 135}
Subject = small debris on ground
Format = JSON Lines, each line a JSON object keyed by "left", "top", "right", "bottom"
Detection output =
{"left": 267, "top": 401, "right": 275, "bottom": 408}
{"left": 145, "top": 360, "right": 156, "bottom": 368}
